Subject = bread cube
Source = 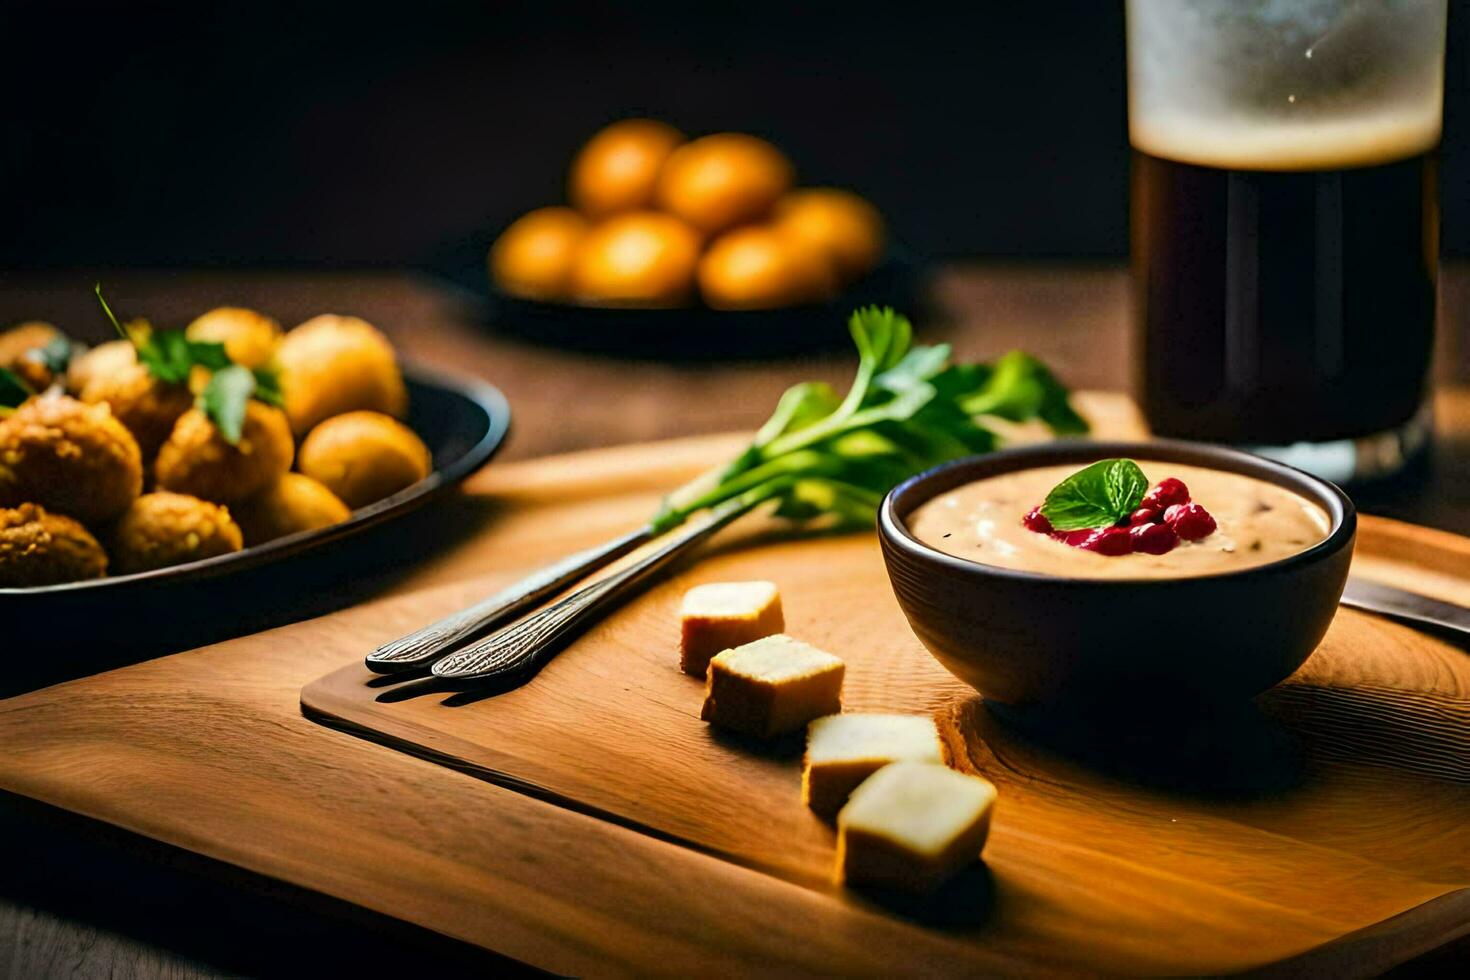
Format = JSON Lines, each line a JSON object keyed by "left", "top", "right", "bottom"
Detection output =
{"left": 803, "top": 713, "right": 944, "bottom": 819}
{"left": 700, "top": 634, "right": 843, "bottom": 738}
{"left": 835, "top": 761, "right": 997, "bottom": 894}
{"left": 679, "top": 580, "right": 784, "bottom": 677}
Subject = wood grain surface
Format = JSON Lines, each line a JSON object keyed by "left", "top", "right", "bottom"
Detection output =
{"left": 2, "top": 394, "right": 1466, "bottom": 975}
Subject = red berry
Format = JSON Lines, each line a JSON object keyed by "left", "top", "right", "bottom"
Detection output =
{"left": 1023, "top": 506, "right": 1052, "bottom": 534}
{"left": 1080, "top": 526, "right": 1133, "bottom": 556}
{"left": 1130, "top": 521, "right": 1179, "bottom": 555}
{"left": 1166, "top": 502, "right": 1216, "bottom": 541}
{"left": 1128, "top": 507, "right": 1160, "bottom": 526}
{"left": 1056, "top": 529, "right": 1094, "bottom": 547}
{"left": 1143, "top": 477, "right": 1190, "bottom": 511}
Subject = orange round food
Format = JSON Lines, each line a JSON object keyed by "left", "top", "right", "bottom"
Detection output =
{"left": 655, "top": 133, "right": 794, "bottom": 235}
{"left": 185, "top": 307, "right": 282, "bottom": 368}
{"left": 0, "top": 503, "right": 108, "bottom": 586}
{"left": 154, "top": 402, "right": 294, "bottom": 504}
{"left": 76, "top": 352, "right": 193, "bottom": 463}
{"left": 773, "top": 188, "right": 885, "bottom": 282}
{"left": 698, "top": 226, "right": 838, "bottom": 310}
{"left": 0, "top": 321, "right": 63, "bottom": 389}
{"left": 231, "top": 472, "right": 351, "bottom": 546}
{"left": 569, "top": 119, "right": 684, "bottom": 218}
{"left": 489, "top": 207, "right": 589, "bottom": 302}
{"left": 296, "top": 411, "right": 431, "bottom": 509}
{"left": 108, "top": 491, "right": 243, "bottom": 574}
{"left": 0, "top": 394, "right": 142, "bottom": 526}
{"left": 277, "top": 315, "right": 408, "bottom": 437}
{"left": 569, "top": 212, "right": 702, "bottom": 307}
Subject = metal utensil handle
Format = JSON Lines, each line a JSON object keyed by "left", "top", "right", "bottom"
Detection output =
{"left": 365, "top": 525, "right": 655, "bottom": 673}
{"left": 431, "top": 499, "right": 751, "bottom": 684}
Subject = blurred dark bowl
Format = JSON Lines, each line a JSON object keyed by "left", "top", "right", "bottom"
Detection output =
{"left": 428, "top": 230, "right": 924, "bottom": 360}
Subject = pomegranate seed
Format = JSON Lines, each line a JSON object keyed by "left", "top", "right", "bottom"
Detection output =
{"left": 1023, "top": 506, "right": 1052, "bottom": 534}
{"left": 1130, "top": 521, "right": 1179, "bottom": 555}
{"left": 1128, "top": 507, "right": 1160, "bottom": 526}
{"left": 1143, "top": 477, "right": 1190, "bottom": 511}
{"left": 1080, "top": 526, "right": 1133, "bottom": 556}
{"left": 1166, "top": 502, "right": 1217, "bottom": 540}
{"left": 1057, "top": 529, "right": 1095, "bottom": 547}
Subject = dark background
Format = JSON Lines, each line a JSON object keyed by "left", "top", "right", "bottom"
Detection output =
{"left": 1, "top": 1, "right": 1466, "bottom": 270}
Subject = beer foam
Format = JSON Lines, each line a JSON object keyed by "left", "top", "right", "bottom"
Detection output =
{"left": 1128, "top": 0, "right": 1445, "bottom": 171}
{"left": 1130, "top": 106, "right": 1442, "bottom": 171}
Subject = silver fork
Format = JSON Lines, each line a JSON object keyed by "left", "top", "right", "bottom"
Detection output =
{"left": 364, "top": 525, "right": 656, "bottom": 673}
{"left": 428, "top": 497, "right": 755, "bottom": 686}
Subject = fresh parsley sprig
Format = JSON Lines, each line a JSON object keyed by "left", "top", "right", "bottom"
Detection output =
{"left": 651, "top": 306, "right": 1087, "bottom": 533}
{"left": 95, "top": 284, "right": 282, "bottom": 443}
{"left": 1039, "top": 458, "right": 1148, "bottom": 531}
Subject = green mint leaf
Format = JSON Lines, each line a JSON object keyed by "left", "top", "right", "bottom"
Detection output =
{"left": 199, "top": 364, "right": 256, "bottom": 444}
{"left": 1039, "top": 458, "right": 1148, "bottom": 531}
{"left": 188, "top": 339, "right": 232, "bottom": 371}
{"left": 0, "top": 367, "right": 31, "bottom": 408}
{"left": 251, "top": 364, "right": 285, "bottom": 407}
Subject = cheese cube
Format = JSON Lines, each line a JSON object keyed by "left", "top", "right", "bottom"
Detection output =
{"left": 700, "top": 634, "right": 844, "bottom": 738}
{"left": 835, "top": 761, "right": 997, "bottom": 894}
{"left": 679, "top": 581, "right": 784, "bottom": 677}
{"left": 803, "top": 713, "right": 944, "bottom": 819}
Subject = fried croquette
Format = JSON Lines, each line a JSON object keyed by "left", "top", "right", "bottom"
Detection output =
{"left": 278, "top": 315, "right": 408, "bottom": 437}
{"left": 77, "top": 357, "right": 193, "bottom": 463}
{"left": 655, "top": 133, "right": 794, "bottom": 235}
{"left": 107, "top": 491, "right": 243, "bottom": 574}
{"left": 66, "top": 339, "right": 137, "bottom": 396}
{"left": 773, "top": 188, "right": 886, "bottom": 283}
{"left": 185, "top": 307, "right": 282, "bottom": 368}
{"left": 233, "top": 472, "right": 351, "bottom": 546}
{"left": 296, "top": 411, "right": 431, "bottom": 508}
{"left": 0, "top": 322, "right": 63, "bottom": 390}
{"left": 0, "top": 394, "right": 142, "bottom": 525}
{"left": 154, "top": 401, "right": 294, "bottom": 504}
{"left": 569, "top": 118, "right": 684, "bottom": 218}
{"left": 0, "top": 503, "right": 108, "bottom": 586}
{"left": 489, "top": 207, "right": 589, "bottom": 302}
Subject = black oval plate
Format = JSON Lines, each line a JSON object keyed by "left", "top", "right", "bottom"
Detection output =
{"left": 3, "top": 366, "right": 510, "bottom": 685}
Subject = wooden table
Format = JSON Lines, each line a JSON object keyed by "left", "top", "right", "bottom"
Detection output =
{"left": 2, "top": 265, "right": 1468, "bottom": 975}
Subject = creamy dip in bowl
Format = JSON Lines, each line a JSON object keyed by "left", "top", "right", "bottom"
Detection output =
{"left": 877, "top": 440, "right": 1355, "bottom": 718}
{"left": 908, "top": 461, "right": 1331, "bottom": 580}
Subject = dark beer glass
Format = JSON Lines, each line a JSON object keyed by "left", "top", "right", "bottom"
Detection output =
{"left": 1127, "top": 1, "right": 1447, "bottom": 481}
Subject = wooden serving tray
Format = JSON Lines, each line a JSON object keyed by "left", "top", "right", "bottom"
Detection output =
{"left": 2, "top": 394, "right": 1465, "bottom": 976}
{"left": 300, "top": 395, "right": 1470, "bottom": 975}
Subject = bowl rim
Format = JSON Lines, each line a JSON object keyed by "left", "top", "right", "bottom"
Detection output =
{"left": 879, "top": 438, "right": 1356, "bottom": 587}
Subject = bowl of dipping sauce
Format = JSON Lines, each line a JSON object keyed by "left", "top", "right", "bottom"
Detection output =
{"left": 877, "top": 440, "right": 1355, "bottom": 717}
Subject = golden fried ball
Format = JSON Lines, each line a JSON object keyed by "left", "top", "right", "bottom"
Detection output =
{"left": 489, "top": 207, "right": 589, "bottom": 302}
{"left": 0, "top": 503, "right": 108, "bottom": 586}
{"left": 185, "top": 307, "right": 282, "bottom": 368}
{"left": 0, "top": 322, "right": 62, "bottom": 390}
{"left": 233, "top": 472, "right": 351, "bottom": 546}
{"left": 107, "top": 491, "right": 243, "bottom": 575}
{"left": 76, "top": 358, "right": 193, "bottom": 463}
{"left": 66, "top": 339, "right": 137, "bottom": 396}
{"left": 773, "top": 188, "right": 885, "bottom": 282}
{"left": 297, "top": 411, "right": 432, "bottom": 509}
{"left": 569, "top": 119, "right": 684, "bottom": 218}
{"left": 0, "top": 394, "right": 142, "bottom": 525}
{"left": 278, "top": 315, "right": 408, "bottom": 437}
{"left": 654, "top": 133, "right": 794, "bottom": 235}
{"left": 698, "top": 226, "right": 839, "bottom": 310}
{"left": 569, "top": 212, "right": 702, "bottom": 308}
{"left": 154, "top": 402, "right": 294, "bottom": 504}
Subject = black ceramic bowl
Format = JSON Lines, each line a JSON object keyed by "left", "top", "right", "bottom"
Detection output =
{"left": 878, "top": 440, "right": 1356, "bottom": 717}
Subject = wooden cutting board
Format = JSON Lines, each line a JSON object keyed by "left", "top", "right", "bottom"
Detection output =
{"left": 299, "top": 393, "right": 1470, "bottom": 975}
{"left": 2, "top": 392, "right": 1466, "bottom": 976}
